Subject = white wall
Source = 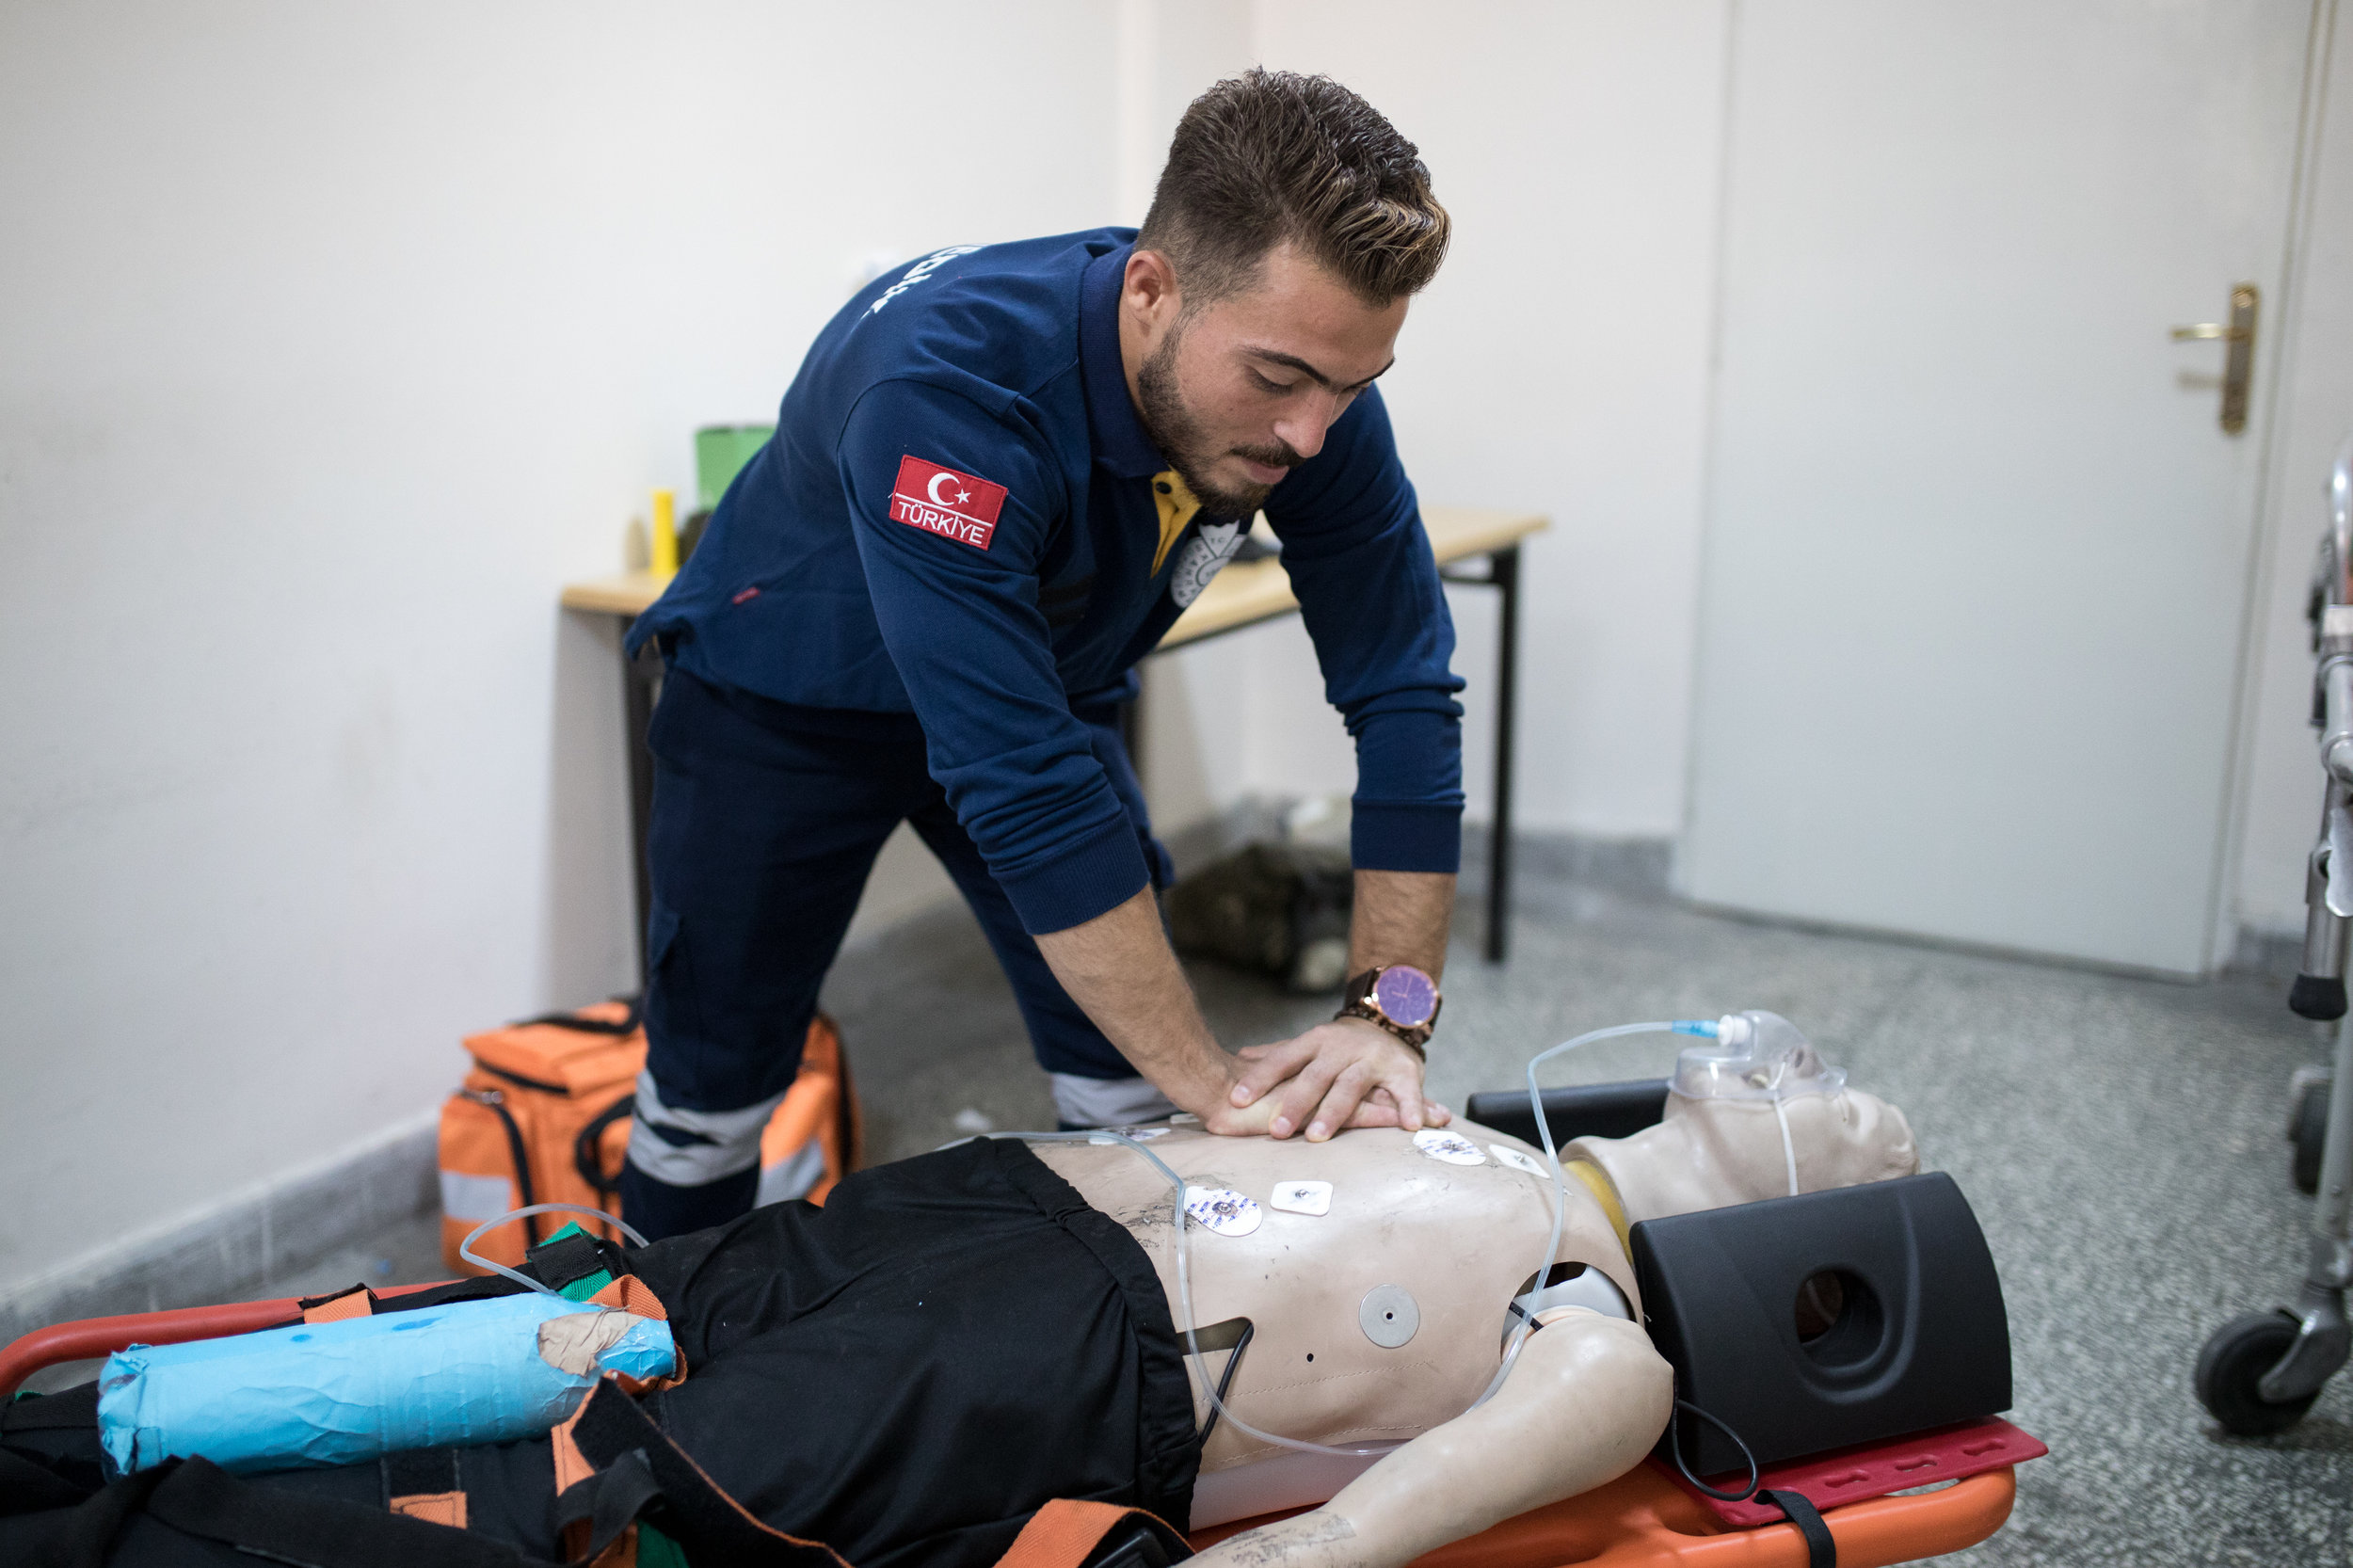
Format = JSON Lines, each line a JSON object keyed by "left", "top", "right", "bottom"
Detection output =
{"left": 2234, "top": 4, "right": 2353, "bottom": 939}
{"left": 0, "top": 0, "right": 1115, "bottom": 1296}
{"left": 1187, "top": 1, "right": 1732, "bottom": 837}
{"left": 1179, "top": 0, "right": 2345, "bottom": 951}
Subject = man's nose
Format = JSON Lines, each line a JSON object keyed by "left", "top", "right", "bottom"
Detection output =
{"left": 1272, "top": 400, "right": 1337, "bottom": 461}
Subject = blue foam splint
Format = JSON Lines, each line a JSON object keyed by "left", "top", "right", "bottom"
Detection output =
{"left": 96, "top": 1290, "right": 675, "bottom": 1475}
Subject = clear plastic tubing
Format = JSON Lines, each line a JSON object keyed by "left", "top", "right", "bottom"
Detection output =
{"left": 982, "top": 1021, "right": 1714, "bottom": 1460}
{"left": 1465, "top": 1020, "right": 1721, "bottom": 1411}
{"left": 459, "top": 1203, "right": 649, "bottom": 1298}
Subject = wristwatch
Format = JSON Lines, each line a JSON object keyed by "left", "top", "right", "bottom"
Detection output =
{"left": 1336, "top": 964, "right": 1443, "bottom": 1054}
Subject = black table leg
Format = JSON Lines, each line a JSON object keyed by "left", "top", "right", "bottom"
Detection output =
{"left": 1486, "top": 545, "right": 1520, "bottom": 963}
{"left": 619, "top": 618, "right": 660, "bottom": 990}
{"left": 1438, "top": 544, "right": 1526, "bottom": 964}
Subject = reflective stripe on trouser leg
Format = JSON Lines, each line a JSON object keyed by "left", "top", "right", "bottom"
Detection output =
{"left": 624, "top": 1069, "right": 789, "bottom": 1187}
{"left": 1050, "top": 1073, "right": 1178, "bottom": 1129}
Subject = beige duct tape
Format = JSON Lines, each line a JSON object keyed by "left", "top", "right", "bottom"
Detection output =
{"left": 536, "top": 1309, "right": 652, "bottom": 1377}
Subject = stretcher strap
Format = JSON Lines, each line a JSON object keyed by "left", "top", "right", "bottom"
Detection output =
{"left": 562, "top": 1378, "right": 848, "bottom": 1568}
{"left": 1760, "top": 1488, "right": 1836, "bottom": 1568}
{"left": 299, "top": 1284, "right": 378, "bottom": 1323}
{"left": 31, "top": 1456, "right": 555, "bottom": 1568}
{"left": 552, "top": 1386, "right": 599, "bottom": 1502}
{"left": 389, "top": 1490, "right": 469, "bottom": 1529}
{"left": 553, "top": 1447, "right": 663, "bottom": 1564}
{"left": 994, "top": 1498, "right": 1191, "bottom": 1568}
{"left": 588, "top": 1275, "right": 669, "bottom": 1321}
{"left": 531, "top": 1231, "right": 616, "bottom": 1296}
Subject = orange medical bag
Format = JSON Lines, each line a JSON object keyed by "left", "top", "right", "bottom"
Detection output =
{"left": 438, "top": 999, "right": 858, "bottom": 1271}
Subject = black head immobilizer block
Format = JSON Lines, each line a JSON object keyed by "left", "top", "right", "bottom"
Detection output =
{"left": 1631, "top": 1171, "right": 2011, "bottom": 1478}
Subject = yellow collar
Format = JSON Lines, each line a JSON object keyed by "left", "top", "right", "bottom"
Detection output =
{"left": 1150, "top": 470, "right": 1203, "bottom": 574}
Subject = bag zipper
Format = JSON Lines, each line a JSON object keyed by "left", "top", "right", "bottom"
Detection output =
{"left": 474, "top": 1061, "right": 574, "bottom": 1096}
{"left": 460, "top": 1088, "right": 543, "bottom": 1248}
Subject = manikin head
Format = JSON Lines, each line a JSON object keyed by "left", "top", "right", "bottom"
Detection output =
{"left": 1119, "top": 70, "right": 1451, "bottom": 518}
{"left": 1568, "top": 1016, "right": 1919, "bottom": 1223}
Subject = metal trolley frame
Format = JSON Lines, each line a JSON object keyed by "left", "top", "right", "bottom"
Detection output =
{"left": 2197, "top": 436, "right": 2353, "bottom": 1432}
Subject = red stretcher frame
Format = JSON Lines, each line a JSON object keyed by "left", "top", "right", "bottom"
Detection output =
{"left": 1, "top": 1291, "right": 2031, "bottom": 1568}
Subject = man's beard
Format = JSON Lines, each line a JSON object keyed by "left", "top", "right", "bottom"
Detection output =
{"left": 1135, "top": 322, "right": 1302, "bottom": 519}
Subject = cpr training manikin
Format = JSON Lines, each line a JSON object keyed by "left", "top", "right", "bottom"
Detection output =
{"left": 0, "top": 1015, "right": 1921, "bottom": 1568}
{"left": 1037, "top": 1011, "right": 1918, "bottom": 1568}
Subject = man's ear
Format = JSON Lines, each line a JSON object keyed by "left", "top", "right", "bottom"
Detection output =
{"left": 1122, "top": 248, "right": 1183, "bottom": 330}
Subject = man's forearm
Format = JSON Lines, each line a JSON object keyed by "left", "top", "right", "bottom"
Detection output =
{"left": 1032, "top": 887, "right": 1237, "bottom": 1116}
{"left": 1216, "top": 869, "right": 1457, "bottom": 1140}
{"left": 1350, "top": 869, "right": 1456, "bottom": 979}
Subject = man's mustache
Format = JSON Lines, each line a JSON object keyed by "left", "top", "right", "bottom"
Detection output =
{"left": 1230, "top": 441, "right": 1305, "bottom": 471}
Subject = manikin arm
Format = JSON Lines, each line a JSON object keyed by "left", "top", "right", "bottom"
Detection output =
{"left": 1189, "top": 1310, "right": 1673, "bottom": 1568}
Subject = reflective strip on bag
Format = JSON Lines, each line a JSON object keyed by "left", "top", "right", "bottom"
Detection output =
{"left": 755, "top": 1140, "right": 827, "bottom": 1208}
{"left": 441, "top": 1169, "right": 518, "bottom": 1223}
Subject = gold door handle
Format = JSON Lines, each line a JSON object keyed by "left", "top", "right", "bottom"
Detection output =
{"left": 2170, "top": 283, "right": 2259, "bottom": 435}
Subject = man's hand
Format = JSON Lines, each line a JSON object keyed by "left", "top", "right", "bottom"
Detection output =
{"left": 1226, "top": 1016, "right": 1452, "bottom": 1141}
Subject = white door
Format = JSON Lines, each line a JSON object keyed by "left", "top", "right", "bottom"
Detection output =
{"left": 1683, "top": 0, "right": 2321, "bottom": 974}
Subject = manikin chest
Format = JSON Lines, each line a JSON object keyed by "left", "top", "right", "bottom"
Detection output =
{"left": 1031, "top": 1122, "right": 1636, "bottom": 1474}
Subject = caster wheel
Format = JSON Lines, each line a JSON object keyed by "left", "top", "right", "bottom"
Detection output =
{"left": 2291, "top": 1079, "right": 2329, "bottom": 1196}
{"left": 2196, "top": 1311, "right": 2321, "bottom": 1435}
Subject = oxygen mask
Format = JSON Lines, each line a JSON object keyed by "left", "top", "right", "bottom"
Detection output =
{"left": 1669, "top": 1010, "right": 1846, "bottom": 1102}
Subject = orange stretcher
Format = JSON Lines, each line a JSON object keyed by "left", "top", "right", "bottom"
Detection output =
{"left": 0, "top": 1294, "right": 2037, "bottom": 1567}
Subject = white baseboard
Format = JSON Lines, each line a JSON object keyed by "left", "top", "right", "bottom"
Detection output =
{"left": 2230, "top": 922, "right": 2307, "bottom": 982}
{"left": 0, "top": 1109, "right": 440, "bottom": 1346}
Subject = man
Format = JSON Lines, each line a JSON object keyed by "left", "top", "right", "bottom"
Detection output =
{"left": 618, "top": 71, "right": 1467, "bottom": 1240}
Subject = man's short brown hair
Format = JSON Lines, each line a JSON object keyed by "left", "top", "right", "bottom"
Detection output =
{"left": 1137, "top": 69, "right": 1450, "bottom": 308}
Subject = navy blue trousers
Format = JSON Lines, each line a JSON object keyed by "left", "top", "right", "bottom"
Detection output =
{"left": 621, "top": 667, "right": 1169, "bottom": 1239}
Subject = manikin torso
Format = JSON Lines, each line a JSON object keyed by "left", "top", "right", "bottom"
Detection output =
{"left": 1030, "top": 1119, "right": 1632, "bottom": 1525}
{"left": 1028, "top": 1066, "right": 1919, "bottom": 1531}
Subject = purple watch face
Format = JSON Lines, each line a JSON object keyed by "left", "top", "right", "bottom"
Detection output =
{"left": 1371, "top": 965, "right": 1439, "bottom": 1029}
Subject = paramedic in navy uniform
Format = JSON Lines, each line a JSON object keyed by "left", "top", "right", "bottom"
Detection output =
{"left": 618, "top": 71, "right": 1468, "bottom": 1239}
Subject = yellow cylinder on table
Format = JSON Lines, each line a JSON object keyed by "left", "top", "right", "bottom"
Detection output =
{"left": 648, "top": 488, "right": 679, "bottom": 581}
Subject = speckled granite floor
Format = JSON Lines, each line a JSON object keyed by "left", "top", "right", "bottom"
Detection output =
{"left": 27, "top": 856, "right": 2347, "bottom": 1561}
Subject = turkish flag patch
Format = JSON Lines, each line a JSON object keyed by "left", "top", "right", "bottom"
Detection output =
{"left": 889, "top": 456, "right": 1008, "bottom": 551}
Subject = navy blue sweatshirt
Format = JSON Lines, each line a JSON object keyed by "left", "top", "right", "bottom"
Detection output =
{"left": 631, "top": 229, "right": 1464, "bottom": 935}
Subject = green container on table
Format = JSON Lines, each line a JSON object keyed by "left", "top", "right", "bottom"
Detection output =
{"left": 695, "top": 424, "right": 775, "bottom": 513}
